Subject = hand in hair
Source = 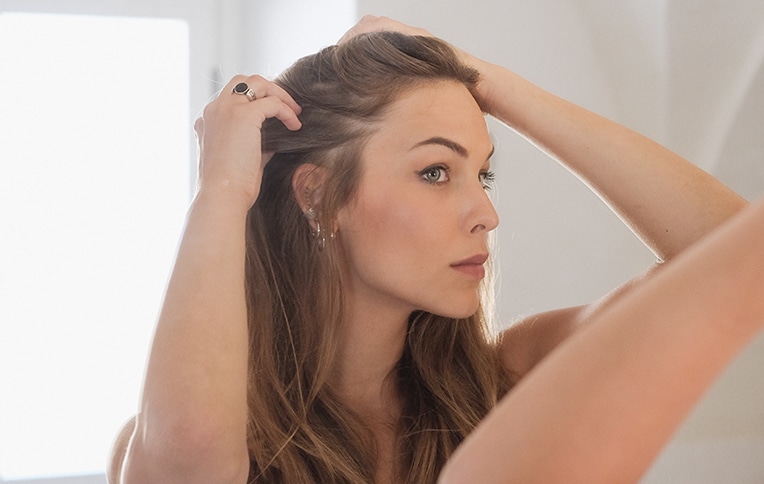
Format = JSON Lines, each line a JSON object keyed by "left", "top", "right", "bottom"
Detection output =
{"left": 338, "top": 15, "right": 433, "bottom": 44}
{"left": 338, "top": 16, "right": 496, "bottom": 112}
{"left": 194, "top": 74, "right": 302, "bottom": 208}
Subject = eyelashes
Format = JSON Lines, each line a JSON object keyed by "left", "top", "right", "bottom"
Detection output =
{"left": 418, "top": 165, "right": 497, "bottom": 190}
{"left": 480, "top": 170, "right": 496, "bottom": 190}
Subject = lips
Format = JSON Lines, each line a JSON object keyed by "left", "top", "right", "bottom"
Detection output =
{"left": 450, "top": 253, "right": 488, "bottom": 279}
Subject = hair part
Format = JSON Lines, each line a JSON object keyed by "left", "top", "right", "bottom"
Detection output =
{"left": 245, "top": 31, "right": 510, "bottom": 483}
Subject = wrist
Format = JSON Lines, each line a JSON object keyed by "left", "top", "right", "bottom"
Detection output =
{"left": 193, "top": 180, "right": 258, "bottom": 215}
{"left": 455, "top": 48, "right": 504, "bottom": 115}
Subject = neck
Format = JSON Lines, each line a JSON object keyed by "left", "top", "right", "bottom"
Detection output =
{"left": 331, "top": 299, "right": 410, "bottom": 419}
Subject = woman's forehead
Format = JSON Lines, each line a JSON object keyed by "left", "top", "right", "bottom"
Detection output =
{"left": 367, "top": 82, "right": 492, "bottom": 156}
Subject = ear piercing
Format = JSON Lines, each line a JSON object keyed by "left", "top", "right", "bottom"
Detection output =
{"left": 305, "top": 207, "right": 326, "bottom": 250}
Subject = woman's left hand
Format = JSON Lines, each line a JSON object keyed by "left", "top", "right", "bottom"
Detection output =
{"left": 338, "top": 15, "right": 433, "bottom": 43}
{"left": 338, "top": 16, "right": 498, "bottom": 112}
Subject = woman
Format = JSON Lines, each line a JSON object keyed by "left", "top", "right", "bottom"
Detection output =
{"left": 109, "top": 16, "right": 764, "bottom": 483}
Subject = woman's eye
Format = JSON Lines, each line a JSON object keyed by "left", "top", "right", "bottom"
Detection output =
{"left": 479, "top": 170, "right": 496, "bottom": 190}
{"left": 420, "top": 166, "right": 449, "bottom": 184}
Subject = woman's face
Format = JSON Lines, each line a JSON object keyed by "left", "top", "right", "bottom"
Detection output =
{"left": 335, "top": 81, "right": 498, "bottom": 320}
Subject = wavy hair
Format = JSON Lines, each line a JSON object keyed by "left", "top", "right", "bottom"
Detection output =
{"left": 245, "top": 31, "right": 511, "bottom": 483}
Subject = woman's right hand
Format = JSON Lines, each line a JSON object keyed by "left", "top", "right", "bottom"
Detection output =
{"left": 119, "top": 75, "right": 300, "bottom": 484}
{"left": 194, "top": 74, "right": 302, "bottom": 208}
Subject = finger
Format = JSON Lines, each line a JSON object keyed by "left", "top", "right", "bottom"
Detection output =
{"left": 338, "top": 15, "right": 383, "bottom": 44}
{"left": 254, "top": 78, "right": 302, "bottom": 116}
{"left": 338, "top": 15, "right": 431, "bottom": 43}
{"left": 224, "top": 75, "right": 302, "bottom": 115}
{"left": 252, "top": 95, "right": 302, "bottom": 131}
{"left": 193, "top": 117, "right": 204, "bottom": 136}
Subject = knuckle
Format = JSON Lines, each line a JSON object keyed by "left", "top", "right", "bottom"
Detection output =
{"left": 201, "top": 102, "right": 218, "bottom": 118}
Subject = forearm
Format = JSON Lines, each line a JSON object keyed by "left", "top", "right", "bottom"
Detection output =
{"left": 115, "top": 72, "right": 301, "bottom": 483}
{"left": 441, "top": 198, "right": 764, "bottom": 484}
{"left": 129, "top": 190, "right": 251, "bottom": 480}
{"left": 473, "top": 58, "right": 747, "bottom": 260}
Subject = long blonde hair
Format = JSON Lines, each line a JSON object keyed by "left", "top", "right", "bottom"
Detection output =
{"left": 245, "top": 31, "right": 511, "bottom": 483}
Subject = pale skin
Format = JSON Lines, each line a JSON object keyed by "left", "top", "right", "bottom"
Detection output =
{"left": 109, "top": 16, "right": 764, "bottom": 484}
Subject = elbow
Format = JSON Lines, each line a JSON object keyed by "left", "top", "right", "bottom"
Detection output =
{"left": 437, "top": 465, "right": 458, "bottom": 484}
{"left": 123, "top": 414, "right": 249, "bottom": 484}
{"left": 438, "top": 445, "right": 522, "bottom": 484}
{"left": 438, "top": 453, "right": 487, "bottom": 484}
{"left": 438, "top": 462, "right": 479, "bottom": 484}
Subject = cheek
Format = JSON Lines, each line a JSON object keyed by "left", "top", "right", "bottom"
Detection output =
{"left": 339, "top": 191, "right": 441, "bottom": 271}
{"left": 344, "top": 194, "right": 411, "bottom": 249}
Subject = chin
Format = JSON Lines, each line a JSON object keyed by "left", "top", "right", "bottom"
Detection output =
{"left": 415, "top": 290, "right": 482, "bottom": 319}
{"left": 431, "top": 302, "right": 481, "bottom": 320}
{"left": 451, "top": 308, "right": 480, "bottom": 319}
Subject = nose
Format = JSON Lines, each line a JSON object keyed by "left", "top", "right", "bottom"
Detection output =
{"left": 469, "top": 188, "right": 499, "bottom": 234}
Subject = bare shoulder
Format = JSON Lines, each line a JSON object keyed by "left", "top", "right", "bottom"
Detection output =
{"left": 498, "top": 306, "right": 584, "bottom": 381}
{"left": 498, "top": 264, "right": 662, "bottom": 380}
{"left": 107, "top": 415, "right": 136, "bottom": 484}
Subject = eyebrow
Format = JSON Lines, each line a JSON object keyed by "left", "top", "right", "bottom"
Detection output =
{"left": 411, "top": 136, "right": 495, "bottom": 160}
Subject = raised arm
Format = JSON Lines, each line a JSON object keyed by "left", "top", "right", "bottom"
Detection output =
{"left": 440, "top": 196, "right": 764, "bottom": 484}
{"left": 112, "top": 76, "right": 301, "bottom": 484}
{"left": 459, "top": 29, "right": 751, "bottom": 376}
{"left": 470, "top": 59, "right": 747, "bottom": 261}
{"left": 449, "top": 28, "right": 764, "bottom": 482}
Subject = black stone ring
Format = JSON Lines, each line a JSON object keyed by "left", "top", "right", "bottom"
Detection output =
{"left": 232, "top": 82, "right": 256, "bottom": 101}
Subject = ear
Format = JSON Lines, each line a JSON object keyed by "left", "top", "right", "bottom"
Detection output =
{"left": 292, "top": 163, "right": 328, "bottom": 213}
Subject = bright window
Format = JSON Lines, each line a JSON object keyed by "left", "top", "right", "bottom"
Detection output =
{"left": 0, "top": 13, "right": 190, "bottom": 479}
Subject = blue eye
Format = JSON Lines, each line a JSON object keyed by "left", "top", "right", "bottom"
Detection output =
{"left": 479, "top": 170, "right": 496, "bottom": 190}
{"left": 420, "top": 166, "right": 449, "bottom": 184}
